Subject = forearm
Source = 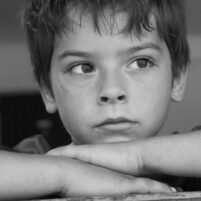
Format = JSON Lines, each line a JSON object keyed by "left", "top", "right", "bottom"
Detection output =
{"left": 0, "top": 151, "right": 62, "bottom": 200}
{"left": 140, "top": 131, "right": 201, "bottom": 177}
{"left": 47, "top": 131, "right": 201, "bottom": 179}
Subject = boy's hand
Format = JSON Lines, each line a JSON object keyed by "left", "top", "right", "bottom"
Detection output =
{"left": 48, "top": 141, "right": 143, "bottom": 176}
{"left": 55, "top": 157, "right": 174, "bottom": 197}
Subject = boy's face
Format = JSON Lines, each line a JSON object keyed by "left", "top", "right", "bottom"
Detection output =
{"left": 42, "top": 12, "right": 186, "bottom": 144}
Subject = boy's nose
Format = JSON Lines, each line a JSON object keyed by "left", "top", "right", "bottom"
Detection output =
{"left": 99, "top": 94, "right": 127, "bottom": 105}
{"left": 97, "top": 73, "right": 128, "bottom": 105}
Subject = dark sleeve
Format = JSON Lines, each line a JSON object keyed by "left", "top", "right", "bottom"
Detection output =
{"left": 180, "top": 177, "right": 201, "bottom": 191}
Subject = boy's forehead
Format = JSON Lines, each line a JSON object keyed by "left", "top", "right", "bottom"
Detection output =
{"left": 53, "top": 12, "right": 164, "bottom": 62}
{"left": 66, "top": 8, "right": 124, "bottom": 35}
{"left": 65, "top": 7, "right": 156, "bottom": 37}
{"left": 52, "top": 7, "right": 164, "bottom": 57}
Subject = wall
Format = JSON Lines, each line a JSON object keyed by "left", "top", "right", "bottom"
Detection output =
{"left": 0, "top": 43, "right": 38, "bottom": 92}
{"left": 0, "top": 0, "right": 38, "bottom": 93}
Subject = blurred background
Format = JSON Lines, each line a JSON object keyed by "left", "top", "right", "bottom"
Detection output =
{"left": 0, "top": 0, "right": 200, "bottom": 149}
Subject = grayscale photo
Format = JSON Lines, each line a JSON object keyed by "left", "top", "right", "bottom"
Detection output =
{"left": 0, "top": 0, "right": 201, "bottom": 200}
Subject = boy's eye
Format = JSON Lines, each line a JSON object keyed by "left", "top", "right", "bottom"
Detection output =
{"left": 70, "top": 63, "right": 95, "bottom": 74}
{"left": 128, "top": 58, "right": 154, "bottom": 70}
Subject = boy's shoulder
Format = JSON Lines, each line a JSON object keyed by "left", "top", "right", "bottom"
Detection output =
{"left": 191, "top": 125, "right": 201, "bottom": 132}
{"left": 172, "top": 125, "right": 201, "bottom": 135}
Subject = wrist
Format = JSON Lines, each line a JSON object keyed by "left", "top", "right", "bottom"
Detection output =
{"left": 134, "top": 139, "right": 152, "bottom": 175}
{"left": 139, "top": 136, "right": 164, "bottom": 175}
{"left": 45, "top": 155, "right": 68, "bottom": 196}
{"left": 134, "top": 140, "right": 147, "bottom": 175}
{"left": 125, "top": 140, "right": 146, "bottom": 176}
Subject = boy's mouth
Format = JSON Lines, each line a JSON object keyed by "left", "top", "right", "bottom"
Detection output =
{"left": 94, "top": 117, "right": 138, "bottom": 134}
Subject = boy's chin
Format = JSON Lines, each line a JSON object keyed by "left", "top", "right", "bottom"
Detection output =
{"left": 98, "top": 136, "right": 137, "bottom": 144}
{"left": 71, "top": 134, "right": 138, "bottom": 145}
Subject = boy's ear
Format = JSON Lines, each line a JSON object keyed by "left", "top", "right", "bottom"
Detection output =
{"left": 171, "top": 70, "right": 188, "bottom": 102}
{"left": 40, "top": 87, "right": 57, "bottom": 113}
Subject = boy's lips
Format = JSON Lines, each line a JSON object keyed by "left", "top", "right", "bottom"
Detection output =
{"left": 94, "top": 117, "right": 138, "bottom": 134}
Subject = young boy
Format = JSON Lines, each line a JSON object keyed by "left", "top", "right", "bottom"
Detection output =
{"left": 42, "top": 0, "right": 201, "bottom": 191}
{"left": 1, "top": 0, "right": 199, "bottom": 199}
{"left": 26, "top": 0, "right": 193, "bottom": 191}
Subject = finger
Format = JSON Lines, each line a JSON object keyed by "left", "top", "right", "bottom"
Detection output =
{"left": 48, "top": 145, "right": 95, "bottom": 161}
{"left": 120, "top": 177, "right": 176, "bottom": 194}
{"left": 47, "top": 146, "right": 72, "bottom": 156}
{"left": 48, "top": 145, "right": 131, "bottom": 175}
{"left": 67, "top": 145, "right": 134, "bottom": 175}
{"left": 63, "top": 176, "right": 176, "bottom": 197}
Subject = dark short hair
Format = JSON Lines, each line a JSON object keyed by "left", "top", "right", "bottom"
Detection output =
{"left": 23, "top": 0, "right": 190, "bottom": 90}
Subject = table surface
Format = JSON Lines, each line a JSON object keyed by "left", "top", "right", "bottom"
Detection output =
{"left": 21, "top": 191, "right": 201, "bottom": 201}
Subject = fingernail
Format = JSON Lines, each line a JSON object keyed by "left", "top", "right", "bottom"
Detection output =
{"left": 170, "top": 187, "right": 177, "bottom": 192}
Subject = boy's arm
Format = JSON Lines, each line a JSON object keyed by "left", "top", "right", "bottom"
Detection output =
{"left": 141, "top": 130, "right": 201, "bottom": 177}
{"left": 0, "top": 150, "right": 173, "bottom": 200}
{"left": 48, "top": 130, "right": 201, "bottom": 177}
{"left": 0, "top": 150, "right": 61, "bottom": 199}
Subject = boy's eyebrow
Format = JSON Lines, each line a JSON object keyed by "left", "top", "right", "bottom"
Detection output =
{"left": 124, "top": 42, "right": 162, "bottom": 55}
{"left": 58, "top": 42, "right": 162, "bottom": 60}
{"left": 58, "top": 51, "right": 91, "bottom": 60}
